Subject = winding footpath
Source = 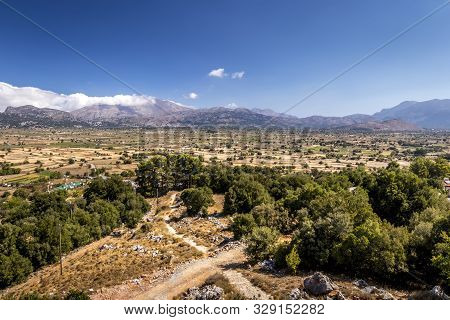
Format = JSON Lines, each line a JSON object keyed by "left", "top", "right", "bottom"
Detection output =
{"left": 133, "top": 194, "right": 270, "bottom": 300}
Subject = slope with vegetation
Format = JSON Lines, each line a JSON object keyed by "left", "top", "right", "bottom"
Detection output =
{"left": 135, "top": 154, "right": 450, "bottom": 290}
{"left": 0, "top": 175, "right": 148, "bottom": 289}
{"left": 1, "top": 153, "right": 449, "bottom": 298}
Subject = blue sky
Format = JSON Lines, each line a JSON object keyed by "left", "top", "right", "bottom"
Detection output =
{"left": 1, "top": 0, "right": 450, "bottom": 116}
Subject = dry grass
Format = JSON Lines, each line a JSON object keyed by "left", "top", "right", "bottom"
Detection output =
{"left": 237, "top": 268, "right": 409, "bottom": 300}
{"left": 1, "top": 212, "right": 202, "bottom": 298}
{"left": 167, "top": 194, "right": 232, "bottom": 249}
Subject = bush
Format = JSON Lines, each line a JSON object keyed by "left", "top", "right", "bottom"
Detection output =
{"left": 88, "top": 200, "right": 120, "bottom": 236}
{"left": 1, "top": 191, "right": 10, "bottom": 198}
{"left": 13, "top": 188, "right": 31, "bottom": 199}
{"left": 368, "top": 166, "right": 436, "bottom": 226}
{"left": 244, "top": 226, "right": 279, "bottom": 263}
{"left": 0, "top": 162, "right": 21, "bottom": 176}
{"left": 180, "top": 187, "right": 214, "bottom": 216}
{"left": 224, "top": 175, "right": 272, "bottom": 214}
{"left": 334, "top": 219, "right": 409, "bottom": 278}
{"left": 0, "top": 252, "right": 33, "bottom": 288}
{"left": 250, "top": 204, "right": 291, "bottom": 233}
{"left": 231, "top": 213, "right": 256, "bottom": 240}
{"left": 285, "top": 245, "right": 301, "bottom": 273}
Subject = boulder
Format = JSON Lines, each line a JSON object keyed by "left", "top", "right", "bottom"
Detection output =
{"left": 361, "top": 286, "right": 378, "bottom": 294}
{"left": 183, "top": 285, "right": 224, "bottom": 300}
{"left": 303, "top": 272, "right": 338, "bottom": 296}
{"left": 99, "top": 244, "right": 115, "bottom": 251}
{"left": 259, "top": 259, "right": 276, "bottom": 273}
{"left": 289, "top": 288, "right": 310, "bottom": 300}
{"left": 430, "top": 286, "right": 449, "bottom": 300}
{"left": 362, "top": 286, "right": 395, "bottom": 300}
{"left": 352, "top": 279, "right": 369, "bottom": 288}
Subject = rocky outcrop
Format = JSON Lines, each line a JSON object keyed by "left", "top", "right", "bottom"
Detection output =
{"left": 352, "top": 279, "right": 369, "bottom": 288}
{"left": 429, "top": 286, "right": 449, "bottom": 300}
{"left": 289, "top": 288, "right": 310, "bottom": 300}
{"left": 353, "top": 279, "right": 395, "bottom": 300}
{"left": 303, "top": 272, "right": 338, "bottom": 296}
{"left": 183, "top": 285, "right": 224, "bottom": 300}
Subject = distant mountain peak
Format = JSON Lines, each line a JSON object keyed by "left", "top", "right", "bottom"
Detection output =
{"left": 373, "top": 99, "right": 450, "bottom": 129}
{"left": 70, "top": 99, "right": 191, "bottom": 121}
{"left": 1, "top": 97, "right": 449, "bottom": 130}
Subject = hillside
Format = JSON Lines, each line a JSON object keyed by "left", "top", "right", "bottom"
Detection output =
{"left": 71, "top": 99, "right": 189, "bottom": 121}
{"left": 2, "top": 97, "right": 450, "bottom": 130}
{"left": 0, "top": 105, "right": 86, "bottom": 128}
{"left": 373, "top": 99, "right": 450, "bottom": 129}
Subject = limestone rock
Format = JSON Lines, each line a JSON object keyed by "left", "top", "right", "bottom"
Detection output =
{"left": 183, "top": 285, "right": 224, "bottom": 300}
{"left": 303, "top": 272, "right": 338, "bottom": 296}
{"left": 289, "top": 288, "right": 310, "bottom": 300}
{"left": 352, "top": 279, "right": 369, "bottom": 288}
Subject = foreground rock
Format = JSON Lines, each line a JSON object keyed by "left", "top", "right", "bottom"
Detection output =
{"left": 362, "top": 286, "right": 395, "bottom": 300}
{"left": 259, "top": 259, "right": 276, "bottom": 273}
{"left": 289, "top": 288, "right": 310, "bottom": 300}
{"left": 352, "top": 279, "right": 369, "bottom": 288}
{"left": 304, "top": 272, "right": 338, "bottom": 296}
{"left": 429, "top": 286, "right": 449, "bottom": 300}
{"left": 183, "top": 285, "right": 224, "bottom": 300}
{"left": 352, "top": 279, "right": 395, "bottom": 300}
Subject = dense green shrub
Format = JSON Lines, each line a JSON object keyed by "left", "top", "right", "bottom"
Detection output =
{"left": 250, "top": 204, "right": 291, "bottom": 233}
{"left": 334, "top": 219, "right": 409, "bottom": 278}
{"left": 244, "top": 226, "right": 279, "bottom": 263}
{"left": 231, "top": 213, "right": 257, "bottom": 240}
{"left": 180, "top": 186, "right": 214, "bottom": 216}
{"left": 285, "top": 244, "right": 301, "bottom": 273}
{"left": 224, "top": 175, "right": 272, "bottom": 214}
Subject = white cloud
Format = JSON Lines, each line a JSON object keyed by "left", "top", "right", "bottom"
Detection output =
{"left": 208, "top": 68, "right": 227, "bottom": 78}
{"left": 184, "top": 92, "right": 198, "bottom": 100}
{"left": 231, "top": 71, "right": 245, "bottom": 79}
{"left": 0, "top": 82, "right": 157, "bottom": 112}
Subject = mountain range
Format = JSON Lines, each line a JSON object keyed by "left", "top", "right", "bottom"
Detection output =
{"left": 0, "top": 98, "right": 449, "bottom": 130}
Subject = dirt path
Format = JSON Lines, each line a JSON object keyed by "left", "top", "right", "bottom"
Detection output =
{"left": 97, "top": 193, "right": 264, "bottom": 300}
{"left": 223, "top": 269, "right": 271, "bottom": 299}
{"left": 163, "top": 194, "right": 209, "bottom": 254}
{"left": 134, "top": 247, "right": 246, "bottom": 300}
{"left": 136, "top": 193, "right": 269, "bottom": 300}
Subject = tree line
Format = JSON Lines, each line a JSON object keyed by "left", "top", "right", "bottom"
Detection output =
{"left": 0, "top": 175, "right": 148, "bottom": 289}
{"left": 137, "top": 154, "right": 450, "bottom": 288}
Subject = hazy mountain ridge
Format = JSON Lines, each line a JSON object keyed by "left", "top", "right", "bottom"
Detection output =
{"left": 71, "top": 99, "right": 190, "bottom": 121}
{"left": 1, "top": 98, "right": 449, "bottom": 130}
{"left": 0, "top": 105, "right": 86, "bottom": 128}
{"left": 373, "top": 99, "right": 450, "bottom": 129}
